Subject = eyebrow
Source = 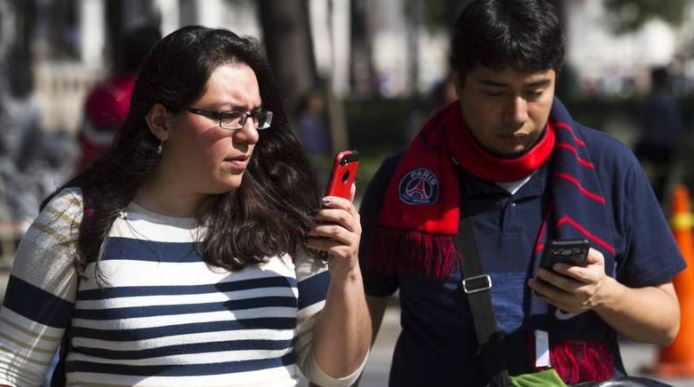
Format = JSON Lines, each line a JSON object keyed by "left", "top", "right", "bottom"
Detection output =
{"left": 479, "top": 79, "right": 552, "bottom": 88}
{"left": 525, "top": 79, "right": 552, "bottom": 88}
{"left": 210, "top": 104, "right": 263, "bottom": 112}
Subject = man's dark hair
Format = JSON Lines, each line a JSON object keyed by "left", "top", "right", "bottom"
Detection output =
{"left": 450, "top": 0, "right": 564, "bottom": 81}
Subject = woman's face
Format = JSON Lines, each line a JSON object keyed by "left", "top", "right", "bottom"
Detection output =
{"left": 162, "top": 63, "right": 262, "bottom": 195}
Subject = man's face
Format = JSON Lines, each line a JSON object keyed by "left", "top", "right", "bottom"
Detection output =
{"left": 454, "top": 66, "right": 556, "bottom": 157}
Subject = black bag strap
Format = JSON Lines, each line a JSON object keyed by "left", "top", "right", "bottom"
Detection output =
{"left": 455, "top": 216, "right": 510, "bottom": 387}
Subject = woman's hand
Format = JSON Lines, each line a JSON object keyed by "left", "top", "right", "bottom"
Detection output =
{"left": 305, "top": 185, "right": 371, "bottom": 380}
{"left": 305, "top": 189, "right": 361, "bottom": 272}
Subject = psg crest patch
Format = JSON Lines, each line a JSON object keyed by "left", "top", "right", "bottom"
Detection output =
{"left": 398, "top": 168, "right": 439, "bottom": 205}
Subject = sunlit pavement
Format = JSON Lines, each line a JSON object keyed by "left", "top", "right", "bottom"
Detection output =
{"left": 358, "top": 306, "right": 694, "bottom": 387}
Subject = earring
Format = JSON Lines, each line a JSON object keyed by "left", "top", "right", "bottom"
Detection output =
{"left": 156, "top": 142, "right": 163, "bottom": 155}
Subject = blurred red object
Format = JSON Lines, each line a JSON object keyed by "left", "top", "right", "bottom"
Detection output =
{"left": 76, "top": 74, "right": 136, "bottom": 173}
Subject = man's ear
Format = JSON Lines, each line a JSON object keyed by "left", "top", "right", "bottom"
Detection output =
{"left": 452, "top": 71, "right": 463, "bottom": 95}
{"left": 145, "top": 103, "right": 170, "bottom": 142}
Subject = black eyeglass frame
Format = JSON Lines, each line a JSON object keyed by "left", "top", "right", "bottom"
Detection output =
{"left": 186, "top": 107, "right": 273, "bottom": 130}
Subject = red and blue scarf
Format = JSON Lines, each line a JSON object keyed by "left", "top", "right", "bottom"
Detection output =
{"left": 366, "top": 99, "right": 618, "bottom": 383}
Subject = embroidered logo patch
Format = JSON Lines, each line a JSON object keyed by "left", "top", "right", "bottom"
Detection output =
{"left": 398, "top": 168, "right": 439, "bottom": 205}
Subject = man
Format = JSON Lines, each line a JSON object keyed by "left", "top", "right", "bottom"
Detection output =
{"left": 358, "top": 0, "right": 685, "bottom": 386}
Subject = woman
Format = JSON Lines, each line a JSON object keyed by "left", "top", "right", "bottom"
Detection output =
{"left": 0, "top": 26, "right": 370, "bottom": 386}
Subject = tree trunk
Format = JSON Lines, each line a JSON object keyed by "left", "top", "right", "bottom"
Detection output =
{"left": 106, "top": 0, "right": 158, "bottom": 75}
{"left": 350, "top": 0, "right": 376, "bottom": 96}
{"left": 258, "top": 0, "right": 317, "bottom": 116}
{"left": 404, "top": 0, "right": 423, "bottom": 94}
{"left": 444, "top": 0, "right": 471, "bottom": 31}
{"left": 6, "top": 0, "right": 35, "bottom": 98}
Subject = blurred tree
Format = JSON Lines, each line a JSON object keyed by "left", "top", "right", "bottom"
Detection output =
{"left": 604, "top": 0, "right": 687, "bottom": 33}
{"left": 106, "top": 0, "right": 124, "bottom": 71}
{"left": 418, "top": 0, "right": 471, "bottom": 33}
{"left": 404, "top": 0, "right": 423, "bottom": 95}
{"left": 259, "top": 0, "right": 350, "bottom": 156}
{"left": 350, "top": 0, "right": 376, "bottom": 96}
{"left": 258, "top": 0, "right": 317, "bottom": 115}
{"left": 443, "top": 0, "right": 471, "bottom": 30}
{"left": 5, "top": 0, "right": 35, "bottom": 98}
{"left": 106, "top": 0, "right": 159, "bottom": 75}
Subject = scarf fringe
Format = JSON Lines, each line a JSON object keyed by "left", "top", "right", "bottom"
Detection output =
{"left": 366, "top": 227, "right": 458, "bottom": 279}
{"left": 548, "top": 340, "right": 613, "bottom": 384}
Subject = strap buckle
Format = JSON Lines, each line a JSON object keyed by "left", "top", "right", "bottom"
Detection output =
{"left": 462, "top": 274, "right": 492, "bottom": 294}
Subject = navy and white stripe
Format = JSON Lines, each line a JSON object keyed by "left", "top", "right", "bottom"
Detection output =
{"left": 0, "top": 189, "right": 358, "bottom": 386}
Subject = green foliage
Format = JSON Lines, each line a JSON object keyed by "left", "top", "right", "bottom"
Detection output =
{"left": 604, "top": 0, "right": 687, "bottom": 33}
{"left": 345, "top": 97, "right": 420, "bottom": 156}
{"left": 343, "top": 96, "right": 425, "bottom": 189}
{"left": 421, "top": 0, "right": 448, "bottom": 32}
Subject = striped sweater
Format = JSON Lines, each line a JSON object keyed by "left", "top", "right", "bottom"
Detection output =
{"left": 0, "top": 188, "right": 362, "bottom": 386}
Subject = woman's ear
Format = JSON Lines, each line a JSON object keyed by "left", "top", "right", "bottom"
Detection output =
{"left": 145, "top": 103, "right": 170, "bottom": 142}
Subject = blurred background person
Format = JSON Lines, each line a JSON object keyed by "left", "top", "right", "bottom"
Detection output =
{"left": 634, "top": 66, "right": 684, "bottom": 203}
{"left": 295, "top": 87, "right": 333, "bottom": 186}
{"left": 406, "top": 75, "right": 459, "bottom": 140}
{"left": 429, "top": 75, "right": 457, "bottom": 110}
{"left": 0, "top": 13, "right": 75, "bottom": 235}
{"left": 296, "top": 88, "right": 331, "bottom": 159}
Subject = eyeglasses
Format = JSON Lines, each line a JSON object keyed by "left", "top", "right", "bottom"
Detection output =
{"left": 186, "top": 108, "right": 273, "bottom": 130}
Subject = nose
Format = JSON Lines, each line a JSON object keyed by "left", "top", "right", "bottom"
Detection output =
{"left": 232, "top": 116, "right": 260, "bottom": 145}
{"left": 504, "top": 96, "right": 529, "bottom": 125}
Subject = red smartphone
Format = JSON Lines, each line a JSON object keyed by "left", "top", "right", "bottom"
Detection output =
{"left": 325, "top": 150, "right": 359, "bottom": 199}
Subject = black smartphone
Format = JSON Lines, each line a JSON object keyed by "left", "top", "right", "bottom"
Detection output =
{"left": 539, "top": 239, "right": 590, "bottom": 272}
{"left": 325, "top": 150, "right": 359, "bottom": 199}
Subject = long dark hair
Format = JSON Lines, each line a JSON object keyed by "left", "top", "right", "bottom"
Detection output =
{"left": 45, "top": 26, "right": 320, "bottom": 275}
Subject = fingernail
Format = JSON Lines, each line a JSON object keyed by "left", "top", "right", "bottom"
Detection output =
{"left": 321, "top": 198, "right": 331, "bottom": 205}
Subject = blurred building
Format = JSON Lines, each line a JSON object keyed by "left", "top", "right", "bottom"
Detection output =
{"left": 3, "top": 0, "right": 694, "bottom": 136}
{"left": 29, "top": 0, "right": 263, "bottom": 134}
{"left": 565, "top": 0, "right": 694, "bottom": 97}
{"left": 7, "top": 0, "right": 457, "bottom": 134}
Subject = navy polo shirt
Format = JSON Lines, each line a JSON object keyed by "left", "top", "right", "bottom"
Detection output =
{"left": 359, "top": 127, "right": 685, "bottom": 387}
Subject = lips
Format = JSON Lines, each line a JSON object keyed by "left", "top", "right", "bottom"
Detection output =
{"left": 224, "top": 155, "right": 250, "bottom": 170}
{"left": 495, "top": 132, "right": 529, "bottom": 151}
{"left": 498, "top": 132, "right": 526, "bottom": 141}
{"left": 498, "top": 127, "right": 527, "bottom": 136}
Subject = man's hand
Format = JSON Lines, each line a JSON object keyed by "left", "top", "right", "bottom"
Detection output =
{"left": 529, "top": 248, "right": 617, "bottom": 315}
{"left": 529, "top": 247, "right": 680, "bottom": 345}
